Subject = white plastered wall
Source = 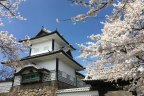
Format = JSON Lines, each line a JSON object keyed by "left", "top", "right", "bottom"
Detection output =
{"left": 54, "top": 41, "right": 62, "bottom": 51}
{"left": 59, "top": 60, "right": 75, "bottom": 78}
{"left": 16, "top": 59, "right": 56, "bottom": 72}
{"left": 0, "top": 82, "right": 12, "bottom": 93}
{"left": 31, "top": 40, "right": 52, "bottom": 56}
{"left": 14, "top": 59, "right": 57, "bottom": 84}
{"left": 57, "top": 91, "right": 99, "bottom": 96}
{"left": 54, "top": 41, "right": 71, "bottom": 52}
{"left": 13, "top": 76, "right": 21, "bottom": 86}
{"left": 37, "top": 59, "right": 56, "bottom": 80}
{"left": 36, "top": 59, "right": 56, "bottom": 70}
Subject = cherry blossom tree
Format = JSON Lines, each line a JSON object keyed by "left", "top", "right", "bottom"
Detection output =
{"left": 0, "top": 0, "right": 30, "bottom": 67}
{"left": 75, "top": 0, "right": 144, "bottom": 95}
{"left": 57, "top": 0, "right": 114, "bottom": 23}
{"left": 0, "top": 0, "right": 26, "bottom": 25}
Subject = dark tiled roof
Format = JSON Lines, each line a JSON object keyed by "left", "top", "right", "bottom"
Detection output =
{"left": 35, "top": 28, "right": 49, "bottom": 37}
{"left": 83, "top": 78, "right": 132, "bottom": 87}
{"left": 15, "top": 66, "right": 50, "bottom": 75}
{"left": 21, "top": 50, "right": 62, "bottom": 60}
{"left": 21, "top": 50, "right": 83, "bottom": 69}
{"left": 19, "top": 30, "right": 76, "bottom": 50}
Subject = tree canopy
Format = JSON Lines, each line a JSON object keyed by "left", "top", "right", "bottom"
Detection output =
{"left": 0, "top": 0, "right": 30, "bottom": 67}
{"left": 75, "top": 0, "right": 144, "bottom": 95}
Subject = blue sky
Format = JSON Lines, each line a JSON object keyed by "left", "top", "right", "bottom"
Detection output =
{"left": 0, "top": 0, "right": 113, "bottom": 75}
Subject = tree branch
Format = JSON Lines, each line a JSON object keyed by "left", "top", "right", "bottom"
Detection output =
{"left": 0, "top": 2, "right": 15, "bottom": 16}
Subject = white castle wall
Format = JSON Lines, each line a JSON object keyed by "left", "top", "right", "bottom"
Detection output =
{"left": 57, "top": 91, "right": 99, "bottom": 96}
{"left": 31, "top": 40, "right": 52, "bottom": 56}
{"left": 54, "top": 41, "right": 61, "bottom": 51}
{"left": 0, "top": 81, "right": 12, "bottom": 93}
{"left": 59, "top": 60, "right": 75, "bottom": 78}
{"left": 13, "top": 76, "right": 21, "bottom": 86}
{"left": 37, "top": 59, "right": 56, "bottom": 80}
{"left": 57, "top": 88, "right": 99, "bottom": 96}
{"left": 37, "top": 59, "right": 56, "bottom": 70}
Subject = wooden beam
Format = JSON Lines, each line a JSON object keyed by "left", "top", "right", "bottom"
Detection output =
{"left": 52, "top": 39, "right": 55, "bottom": 51}
{"left": 56, "top": 58, "right": 59, "bottom": 81}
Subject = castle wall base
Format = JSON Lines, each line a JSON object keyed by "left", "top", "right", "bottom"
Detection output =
{"left": 0, "top": 81, "right": 58, "bottom": 96}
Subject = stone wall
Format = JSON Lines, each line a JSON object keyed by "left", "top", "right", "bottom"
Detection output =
{"left": 0, "top": 81, "right": 57, "bottom": 96}
{"left": 9, "top": 86, "right": 56, "bottom": 96}
{"left": 0, "top": 93, "right": 8, "bottom": 96}
{"left": 105, "top": 91, "right": 133, "bottom": 96}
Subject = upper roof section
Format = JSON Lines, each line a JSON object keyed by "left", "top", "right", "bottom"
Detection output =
{"left": 35, "top": 26, "right": 51, "bottom": 37}
{"left": 20, "top": 27, "right": 76, "bottom": 51}
{"left": 20, "top": 27, "right": 76, "bottom": 56}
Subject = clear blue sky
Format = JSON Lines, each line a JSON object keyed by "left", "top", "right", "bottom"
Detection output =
{"left": 0, "top": 0, "right": 113, "bottom": 76}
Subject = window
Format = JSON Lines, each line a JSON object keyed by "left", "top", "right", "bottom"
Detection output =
{"left": 21, "top": 72, "right": 41, "bottom": 84}
{"left": 31, "top": 74, "right": 35, "bottom": 78}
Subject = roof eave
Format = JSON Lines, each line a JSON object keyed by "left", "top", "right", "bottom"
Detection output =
{"left": 20, "top": 50, "right": 83, "bottom": 70}
{"left": 61, "top": 50, "right": 84, "bottom": 70}
{"left": 19, "top": 31, "right": 76, "bottom": 50}
{"left": 76, "top": 72, "right": 85, "bottom": 78}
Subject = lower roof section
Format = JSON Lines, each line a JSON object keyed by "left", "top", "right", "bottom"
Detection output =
{"left": 15, "top": 66, "right": 50, "bottom": 76}
{"left": 21, "top": 50, "right": 84, "bottom": 71}
{"left": 76, "top": 72, "right": 85, "bottom": 79}
{"left": 83, "top": 78, "right": 132, "bottom": 90}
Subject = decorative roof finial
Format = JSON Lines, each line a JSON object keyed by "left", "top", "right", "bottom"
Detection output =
{"left": 41, "top": 26, "right": 46, "bottom": 31}
{"left": 41, "top": 26, "right": 51, "bottom": 33}
{"left": 41, "top": 26, "right": 48, "bottom": 32}
{"left": 55, "top": 28, "right": 58, "bottom": 32}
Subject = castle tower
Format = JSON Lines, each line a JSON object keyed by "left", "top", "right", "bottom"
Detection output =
{"left": 13, "top": 27, "right": 85, "bottom": 89}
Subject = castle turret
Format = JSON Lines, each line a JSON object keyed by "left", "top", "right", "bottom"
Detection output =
{"left": 12, "top": 27, "right": 85, "bottom": 89}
